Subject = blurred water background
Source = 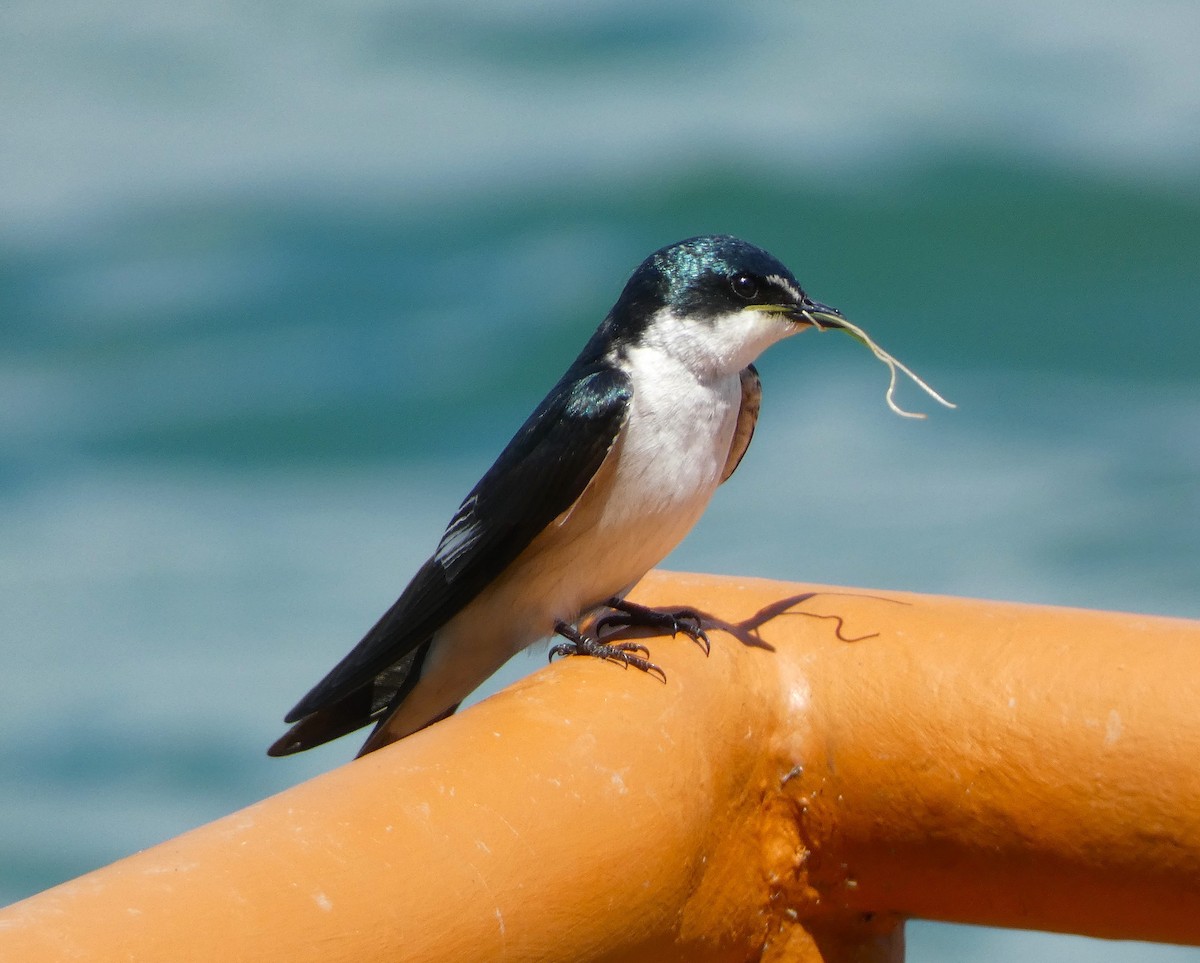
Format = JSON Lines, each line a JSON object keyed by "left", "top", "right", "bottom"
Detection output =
{"left": 2, "top": 1, "right": 1199, "bottom": 958}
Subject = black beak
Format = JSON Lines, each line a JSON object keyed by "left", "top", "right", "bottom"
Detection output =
{"left": 789, "top": 298, "right": 844, "bottom": 330}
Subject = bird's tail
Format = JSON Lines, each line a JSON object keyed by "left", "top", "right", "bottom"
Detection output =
{"left": 268, "top": 638, "right": 437, "bottom": 757}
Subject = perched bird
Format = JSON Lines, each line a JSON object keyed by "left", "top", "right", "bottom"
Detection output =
{"left": 269, "top": 234, "right": 845, "bottom": 758}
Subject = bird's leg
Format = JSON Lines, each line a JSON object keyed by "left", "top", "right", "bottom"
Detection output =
{"left": 595, "top": 597, "right": 710, "bottom": 655}
{"left": 549, "top": 620, "right": 666, "bottom": 681}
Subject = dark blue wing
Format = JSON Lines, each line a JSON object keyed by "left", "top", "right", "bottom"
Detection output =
{"left": 282, "top": 362, "right": 632, "bottom": 725}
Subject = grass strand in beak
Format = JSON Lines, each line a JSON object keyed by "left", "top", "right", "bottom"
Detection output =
{"left": 803, "top": 311, "right": 956, "bottom": 419}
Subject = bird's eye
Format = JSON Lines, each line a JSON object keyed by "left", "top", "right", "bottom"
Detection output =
{"left": 730, "top": 273, "right": 759, "bottom": 301}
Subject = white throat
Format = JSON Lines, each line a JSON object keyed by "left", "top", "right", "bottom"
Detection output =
{"left": 633, "top": 306, "right": 799, "bottom": 381}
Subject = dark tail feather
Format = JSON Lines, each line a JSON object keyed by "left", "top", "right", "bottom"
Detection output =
{"left": 268, "top": 638, "right": 436, "bottom": 758}
{"left": 267, "top": 685, "right": 380, "bottom": 756}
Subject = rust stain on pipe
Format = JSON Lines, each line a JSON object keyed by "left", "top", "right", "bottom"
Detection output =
{"left": 1, "top": 571, "right": 1197, "bottom": 962}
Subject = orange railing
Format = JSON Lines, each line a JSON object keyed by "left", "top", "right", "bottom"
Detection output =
{"left": 2, "top": 570, "right": 1198, "bottom": 962}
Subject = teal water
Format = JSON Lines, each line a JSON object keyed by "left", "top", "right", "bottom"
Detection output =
{"left": 2, "top": 3, "right": 1199, "bottom": 959}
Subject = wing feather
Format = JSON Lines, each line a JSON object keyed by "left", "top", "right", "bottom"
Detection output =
{"left": 282, "top": 362, "right": 633, "bottom": 727}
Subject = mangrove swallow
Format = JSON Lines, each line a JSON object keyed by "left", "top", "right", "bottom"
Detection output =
{"left": 269, "top": 234, "right": 845, "bottom": 758}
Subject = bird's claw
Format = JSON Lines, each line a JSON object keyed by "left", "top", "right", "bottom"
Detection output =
{"left": 596, "top": 600, "right": 711, "bottom": 655}
{"left": 549, "top": 623, "right": 666, "bottom": 682}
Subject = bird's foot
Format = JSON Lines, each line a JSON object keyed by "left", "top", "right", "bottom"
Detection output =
{"left": 595, "top": 597, "right": 711, "bottom": 655}
{"left": 549, "top": 621, "right": 666, "bottom": 682}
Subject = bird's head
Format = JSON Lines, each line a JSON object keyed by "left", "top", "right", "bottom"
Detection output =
{"left": 609, "top": 235, "right": 843, "bottom": 376}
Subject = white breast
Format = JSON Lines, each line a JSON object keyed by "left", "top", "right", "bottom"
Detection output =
{"left": 383, "top": 343, "right": 745, "bottom": 740}
{"left": 516, "top": 340, "right": 742, "bottom": 620}
{"left": 446, "top": 341, "right": 742, "bottom": 643}
{"left": 593, "top": 342, "right": 741, "bottom": 538}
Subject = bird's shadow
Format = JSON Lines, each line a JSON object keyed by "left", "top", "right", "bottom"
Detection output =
{"left": 597, "top": 591, "right": 907, "bottom": 654}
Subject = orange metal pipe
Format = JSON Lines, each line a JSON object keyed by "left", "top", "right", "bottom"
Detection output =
{"left": 2, "top": 571, "right": 1199, "bottom": 963}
